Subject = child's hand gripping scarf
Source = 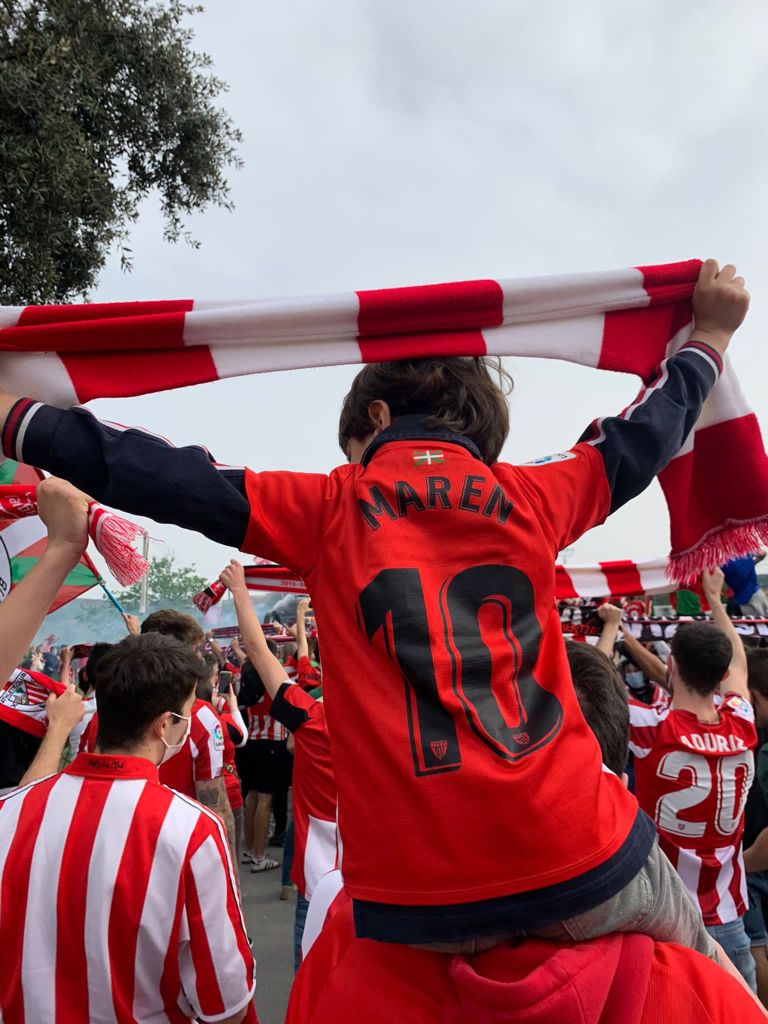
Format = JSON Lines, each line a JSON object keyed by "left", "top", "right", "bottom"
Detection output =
{"left": 0, "top": 260, "right": 765, "bottom": 579}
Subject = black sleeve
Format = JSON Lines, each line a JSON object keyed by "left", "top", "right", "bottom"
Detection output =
{"left": 270, "top": 683, "right": 311, "bottom": 733}
{"left": 2, "top": 400, "right": 249, "bottom": 548}
{"left": 579, "top": 341, "right": 722, "bottom": 515}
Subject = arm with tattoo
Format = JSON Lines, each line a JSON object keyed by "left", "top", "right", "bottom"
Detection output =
{"left": 195, "top": 776, "right": 237, "bottom": 869}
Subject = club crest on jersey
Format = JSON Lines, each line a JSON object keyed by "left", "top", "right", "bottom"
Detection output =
{"left": 523, "top": 452, "right": 576, "bottom": 467}
{"left": 430, "top": 740, "right": 448, "bottom": 761}
{"left": 413, "top": 450, "right": 444, "bottom": 466}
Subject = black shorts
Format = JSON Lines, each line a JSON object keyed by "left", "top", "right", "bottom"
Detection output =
{"left": 237, "top": 739, "right": 291, "bottom": 795}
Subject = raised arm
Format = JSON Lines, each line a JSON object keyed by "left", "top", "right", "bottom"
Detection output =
{"left": 0, "top": 395, "right": 250, "bottom": 548}
{"left": 702, "top": 567, "right": 749, "bottom": 698}
{"left": 516, "top": 261, "right": 750, "bottom": 552}
{"left": 294, "top": 599, "right": 311, "bottom": 661}
{"left": 620, "top": 628, "right": 670, "bottom": 688}
{"left": 220, "top": 560, "right": 288, "bottom": 699}
{"left": 595, "top": 603, "right": 622, "bottom": 657}
{"left": 0, "top": 477, "right": 90, "bottom": 683}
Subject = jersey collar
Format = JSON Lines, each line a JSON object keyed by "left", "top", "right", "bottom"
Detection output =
{"left": 360, "top": 415, "right": 483, "bottom": 467}
{"left": 66, "top": 751, "right": 159, "bottom": 782}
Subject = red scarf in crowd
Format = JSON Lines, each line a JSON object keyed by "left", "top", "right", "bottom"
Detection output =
{"left": 192, "top": 557, "right": 674, "bottom": 612}
{"left": 1, "top": 260, "right": 766, "bottom": 578}
{"left": 0, "top": 485, "right": 148, "bottom": 586}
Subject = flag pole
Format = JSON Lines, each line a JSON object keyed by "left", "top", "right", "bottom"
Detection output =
{"left": 97, "top": 578, "right": 127, "bottom": 617}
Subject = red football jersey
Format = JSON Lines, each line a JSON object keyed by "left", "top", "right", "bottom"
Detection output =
{"left": 270, "top": 683, "right": 338, "bottom": 899}
{"left": 247, "top": 691, "right": 287, "bottom": 742}
{"left": 241, "top": 438, "right": 645, "bottom": 913}
{"left": 629, "top": 695, "right": 757, "bottom": 924}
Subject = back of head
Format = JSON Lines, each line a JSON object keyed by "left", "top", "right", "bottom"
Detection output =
{"left": 565, "top": 640, "right": 629, "bottom": 776}
{"left": 196, "top": 653, "right": 219, "bottom": 704}
{"left": 670, "top": 623, "right": 731, "bottom": 697}
{"left": 338, "top": 356, "right": 513, "bottom": 465}
{"left": 141, "top": 608, "right": 205, "bottom": 650}
{"left": 96, "top": 634, "right": 209, "bottom": 752}
{"left": 80, "top": 642, "right": 114, "bottom": 695}
{"left": 747, "top": 647, "right": 768, "bottom": 699}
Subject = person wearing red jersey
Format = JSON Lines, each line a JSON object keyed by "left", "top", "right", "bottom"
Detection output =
{"left": 0, "top": 261, "right": 749, "bottom": 952}
{"left": 287, "top": 624, "right": 765, "bottom": 1024}
{"left": 629, "top": 568, "right": 758, "bottom": 988}
{"left": 0, "top": 632, "right": 256, "bottom": 1024}
{"left": 196, "top": 654, "right": 249, "bottom": 871}
{"left": 237, "top": 652, "right": 289, "bottom": 873}
{"left": 221, "top": 565, "right": 339, "bottom": 969}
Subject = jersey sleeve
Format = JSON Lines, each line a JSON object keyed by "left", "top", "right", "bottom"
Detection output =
{"left": 721, "top": 694, "right": 758, "bottom": 749}
{"left": 241, "top": 466, "right": 348, "bottom": 574}
{"left": 270, "top": 681, "right": 319, "bottom": 733}
{"left": 190, "top": 703, "right": 225, "bottom": 784}
{"left": 628, "top": 699, "right": 664, "bottom": 759}
{"left": 179, "top": 820, "right": 256, "bottom": 1021}
{"left": 2, "top": 399, "right": 250, "bottom": 548}
{"left": 512, "top": 342, "right": 722, "bottom": 552}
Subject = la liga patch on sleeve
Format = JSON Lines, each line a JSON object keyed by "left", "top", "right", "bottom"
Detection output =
{"left": 727, "top": 695, "right": 753, "bottom": 718}
{"left": 212, "top": 722, "right": 225, "bottom": 750}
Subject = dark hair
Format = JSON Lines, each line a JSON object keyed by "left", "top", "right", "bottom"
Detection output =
{"left": 78, "top": 642, "right": 114, "bottom": 695}
{"left": 141, "top": 609, "right": 205, "bottom": 649}
{"left": 670, "top": 623, "right": 732, "bottom": 697}
{"left": 95, "top": 634, "right": 208, "bottom": 751}
{"left": 747, "top": 648, "right": 768, "bottom": 700}
{"left": 238, "top": 649, "right": 276, "bottom": 706}
{"left": 565, "top": 641, "right": 629, "bottom": 776}
{"left": 338, "top": 357, "right": 513, "bottom": 465}
{"left": 196, "top": 653, "right": 220, "bottom": 703}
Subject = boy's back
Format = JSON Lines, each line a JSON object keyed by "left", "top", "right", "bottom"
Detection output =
{"left": 240, "top": 422, "right": 657, "bottom": 940}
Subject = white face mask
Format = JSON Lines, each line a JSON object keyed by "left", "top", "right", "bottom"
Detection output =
{"left": 158, "top": 711, "right": 192, "bottom": 766}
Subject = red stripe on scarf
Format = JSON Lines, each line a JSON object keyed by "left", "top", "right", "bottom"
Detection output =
{"left": 61, "top": 346, "right": 219, "bottom": 403}
{"left": 600, "top": 560, "right": 644, "bottom": 598}
{"left": 4, "top": 307, "right": 192, "bottom": 353}
{"left": 358, "top": 330, "right": 487, "bottom": 363}
{"left": 16, "top": 299, "right": 194, "bottom": 327}
{"left": 554, "top": 565, "right": 579, "bottom": 600}
{"left": 663, "top": 413, "right": 768, "bottom": 578}
{"left": 356, "top": 280, "right": 504, "bottom": 336}
{"left": 599, "top": 301, "right": 692, "bottom": 379}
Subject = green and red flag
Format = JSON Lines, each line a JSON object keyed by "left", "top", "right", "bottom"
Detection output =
{"left": 0, "top": 459, "right": 100, "bottom": 611}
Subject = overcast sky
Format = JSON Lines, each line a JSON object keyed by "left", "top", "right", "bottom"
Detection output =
{"left": 84, "top": 0, "right": 768, "bottom": 586}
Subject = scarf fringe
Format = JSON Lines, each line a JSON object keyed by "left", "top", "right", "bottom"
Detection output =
{"left": 87, "top": 505, "right": 149, "bottom": 587}
{"left": 668, "top": 516, "right": 768, "bottom": 586}
{"left": 193, "top": 583, "right": 222, "bottom": 614}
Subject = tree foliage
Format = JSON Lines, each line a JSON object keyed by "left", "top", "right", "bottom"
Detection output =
{"left": 119, "top": 554, "right": 207, "bottom": 610}
{"left": 0, "top": 0, "right": 242, "bottom": 304}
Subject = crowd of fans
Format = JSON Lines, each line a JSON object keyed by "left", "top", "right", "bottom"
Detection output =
{"left": 0, "top": 259, "right": 766, "bottom": 1022}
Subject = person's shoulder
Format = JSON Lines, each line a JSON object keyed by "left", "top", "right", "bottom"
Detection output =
{"left": 156, "top": 782, "right": 226, "bottom": 838}
{"left": 720, "top": 693, "right": 756, "bottom": 723}
{"left": 649, "top": 942, "right": 765, "bottom": 1022}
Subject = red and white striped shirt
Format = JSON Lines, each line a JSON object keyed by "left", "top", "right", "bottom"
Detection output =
{"left": 629, "top": 694, "right": 757, "bottom": 924}
{"left": 0, "top": 752, "right": 255, "bottom": 1023}
{"left": 247, "top": 691, "right": 287, "bottom": 743}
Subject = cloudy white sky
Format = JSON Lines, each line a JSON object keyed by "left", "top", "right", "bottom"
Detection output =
{"left": 84, "top": 0, "right": 768, "bottom": 584}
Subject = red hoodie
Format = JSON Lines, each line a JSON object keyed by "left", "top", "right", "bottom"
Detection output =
{"left": 287, "top": 894, "right": 764, "bottom": 1024}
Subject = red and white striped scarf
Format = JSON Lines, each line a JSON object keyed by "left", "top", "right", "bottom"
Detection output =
{"left": 193, "top": 557, "right": 673, "bottom": 612}
{"left": 0, "top": 485, "right": 148, "bottom": 586}
{"left": 1, "top": 259, "right": 766, "bottom": 578}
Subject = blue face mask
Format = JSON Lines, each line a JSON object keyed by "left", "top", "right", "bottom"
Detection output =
{"left": 625, "top": 671, "right": 645, "bottom": 691}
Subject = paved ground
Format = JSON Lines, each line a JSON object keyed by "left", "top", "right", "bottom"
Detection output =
{"left": 241, "top": 857, "right": 296, "bottom": 1024}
